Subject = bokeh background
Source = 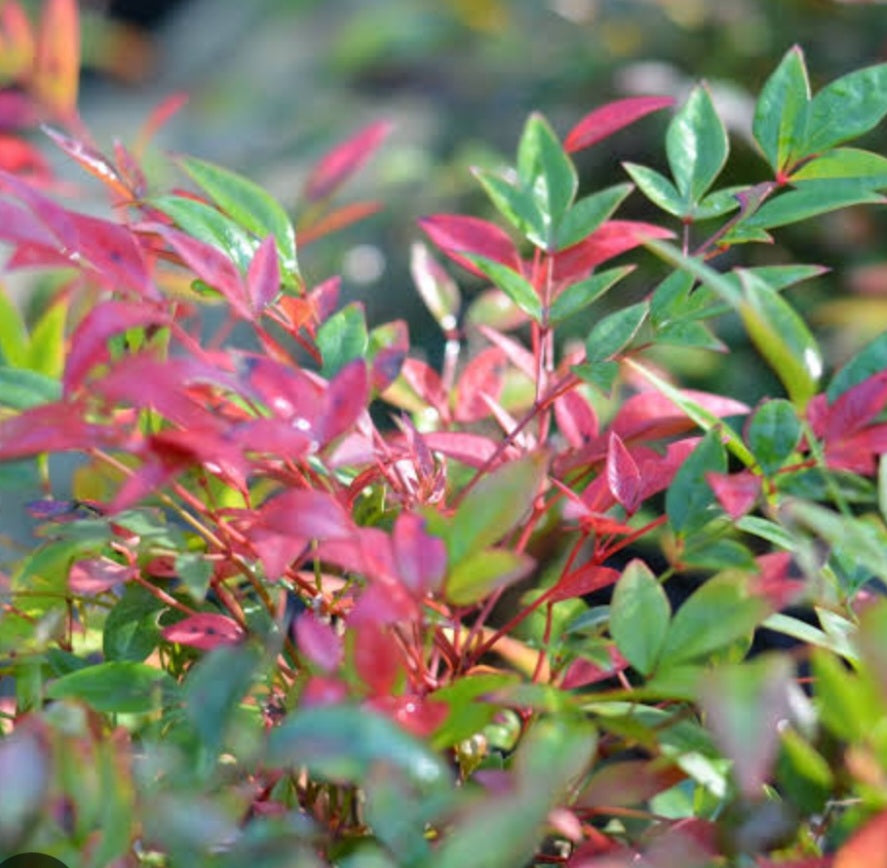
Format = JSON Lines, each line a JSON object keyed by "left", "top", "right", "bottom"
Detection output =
{"left": 3, "top": 0, "right": 887, "bottom": 562}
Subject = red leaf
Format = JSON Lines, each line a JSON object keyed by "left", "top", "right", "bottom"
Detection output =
{"left": 419, "top": 214, "right": 521, "bottom": 276}
{"left": 261, "top": 489, "right": 353, "bottom": 540}
{"left": 554, "top": 388, "right": 599, "bottom": 449}
{"left": 113, "top": 140, "right": 147, "bottom": 198}
{"left": 552, "top": 220, "right": 673, "bottom": 284}
{"left": 833, "top": 809, "right": 887, "bottom": 868}
{"left": 0, "top": 168, "right": 78, "bottom": 249}
{"left": 422, "top": 431, "right": 504, "bottom": 467}
{"left": 0, "top": 402, "right": 113, "bottom": 460}
{"left": 240, "top": 355, "right": 324, "bottom": 430}
{"left": 454, "top": 347, "right": 507, "bottom": 422}
{"left": 477, "top": 325, "right": 536, "bottom": 379}
{"left": 64, "top": 301, "right": 167, "bottom": 393}
{"left": 68, "top": 557, "right": 134, "bottom": 594}
{"left": 317, "top": 359, "right": 369, "bottom": 446}
{"left": 304, "top": 120, "right": 393, "bottom": 202}
{"left": 607, "top": 432, "right": 642, "bottom": 514}
{"left": 149, "top": 427, "right": 249, "bottom": 490}
{"left": 393, "top": 512, "right": 447, "bottom": 596}
{"left": 638, "top": 438, "right": 701, "bottom": 501}
{"left": 246, "top": 235, "right": 280, "bottom": 312}
{"left": 235, "top": 418, "right": 314, "bottom": 460}
{"left": 294, "top": 613, "right": 343, "bottom": 673}
{"left": 826, "top": 370, "right": 887, "bottom": 440}
{"left": 367, "top": 694, "right": 449, "bottom": 738}
{"left": 301, "top": 675, "right": 349, "bottom": 707}
{"left": 0, "top": 134, "right": 52, "bottom": 183}
{"left": 33, "top": 0, "right": 79, "bottom": 119}
{"left": 42, "top": 126, "right": 130, "bottom": 199}
{"left": 298, "top": 200, "right": 383, "bottom": 246}
{"left": 548, "top": 565, "right": 620, "bottom": 603}
{"left": 162, "top": 613, "right": 244, "bottom": 650}
{"left": 753, "top": 551, "right": 804, "bottom": 610}
{"left": 613, "top": 389, "right": 749, "bottom": 442}
{"left": 399, "top": 358, "right": 448, "bottom": 416}
{"left": 706, "top": 471, "right": 761, "bottom": 520}
{"left": 561, "top": 646, "right": 628, "bottom": 689}
{"left": 564, "top": 95, "right": 675, "bottom": 153}
{"left": 353, "top": 621, "right": 401, "bottom": 696}
{"left": 0, "top": 198, "right": 59, "bottom": 248}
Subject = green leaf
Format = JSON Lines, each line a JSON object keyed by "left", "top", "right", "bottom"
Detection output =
{"left": 737, "top": 180, "right": 884, "bottom": 232}
{"left": 176, "top": 551, "right": 214, "bottom": 602}
{"left": 827, "top": 330, "right": 887, "bottom": 400}
{"left": 666, "top": 85, "right": 729, "bottom": 206}
{"left": 179, "top": 154, "right": 298, "bottom": 276}
{"left": 0, "top": 367, "right": 60, "bottom": 409}
{"left": 516, "top": 112, "right": 577, "bottom": 235}
{"left": 573, "top": 360, "right": 619, "bottom": 395}
{"left": 472, "top": 168, "right": 548, "bottom": 248}
{"left": 659, "top": 574, "right": 768, "bottom": 667}
{"left": 777, "top": 727, "right": 834, "bottom": 814}
{"left": 463, "top": 254, "right": 542, "bottom": 322}
{"left": 429, "top": 673, "right": 519, "bottom": 749}
{"left": 549, "top": 265, "right": 633, "bottom": 324}
{"left": 316, "top": 302, "right": 369, "bottom": 377}
{"left": 650, "top": 270, "right": 695, "bottom": 328}
{"left": 585, "top": 301, "right": 648, "bottom": 362}
{"left": 448, "top": 452, "right": 548, "bottom": 564}
{"left": 0, "top": 285, "right": 28, "bottom": 366}
{"left": 801, "top": 60, "right": 887, "bottom": 159}
{"left": 811, "top": 649, "right": 883, "bottom": 741}
{"left": 747, "top": 399, "right": 801, "bottom": 475}
{"left": 665, "top": 429, "right": 726, "bottom": 535}
{"left": 692, "top": 185, "right": 744, "bottom": 220}
{"left": 184, "top": 644, "right": 261, "bottom": 756}
{"left": 103, "top": 585, "right": 164, "bottom": 663}
{"left": 737, "top": 270, "right": 822, "bottom": 407}
{"left": 763, "top": 612, "right": 858, "bottom": 661}
{"left": 0, "top": 459, "right": 38, "bottom": 489}
{"left": 622, "top": 162, "right": 684, "bottom": 216}
{"left": 555, "top": 183, "right": 633, "bottom": 250}
{"left": 654, "top": 320, "right": 725, "bottom": 352}
{"left": 25, "top": 298, "right": 67, "bottom": 378}
{"left": 610, "top": 559, "right": 670, "bottom": 676}
{"left": 753, "top": 45, "right": 810, "bottom": 173}
{"left": 791, "top": 147, "right": 887, "bottom": 186}
{"left": 150, "top": 194, "right": 259, "bottom": 271}
{"left": 267, "top": 705, "right": 451, "bottom": 791}
{"left": 681, "top": 537, "right": 757, "bottom": 572}
{"left": 445, "top": 547, "right": 534, "bottom": 606}
{"left": 46, "top": 661, "right": 176, "bottom": 713}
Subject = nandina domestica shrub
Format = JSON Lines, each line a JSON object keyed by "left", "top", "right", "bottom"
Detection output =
{"left": 6, "top": 3, "right": 887, "bottom": 867}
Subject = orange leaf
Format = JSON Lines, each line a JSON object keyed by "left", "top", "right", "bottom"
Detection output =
{"left": 835, "top": 810, "right": 887, "bottom": 868}
{"left": 0, "top": 2, "right": 35, "bottom": 79}
{"left": 33, "top": 0, "right": 79, "bottom": 119}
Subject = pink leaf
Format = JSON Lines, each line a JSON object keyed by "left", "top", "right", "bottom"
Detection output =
{"left": 234, "top": 418, "right": 314, "bottom": 459}
{"left": 136, "top": 91, "right": 189, "bottom": 154}
{"left": 0, "top": 402, "right": 114, "bottom": 460}
{"left": 422, "top": 431, "right": 505, "bottom": 467}
{"left": 564, "top": 96, "right": 675, "bottom": 153}
{"left": 454, "top": 347, "right": 507, "bottom": 422}
{"left": 261, "top": 489, "right": 353, "bottom": 539}
{"left": 419, "top": 214, "right": 521, "bottom": 276}
{"left": 393, "top": 512, "right": 446, "bottom": 596}
{"left": 68, "top": 557, "right": 134, "bottom": 594}
{"left": 162, "top": 613, "right": 244, "bottom": 650}
{"left": 0, "top": 134, "right": 53, "bottom": 184}
{"left": 367, "top": 694, "right": 449, "bottom": 738}
{"left": 294, "top": 613, "right": 343, "bottom": 673}
{"left": 399, "top": 358, "right": 448, "bottom": 416}
{"left": 753, "top": 552, "right": 804, "bottom": 610}
{"left": 353, "top": 621, "right": 401, "bottom": 696}
{"left": 477, "top": 325, "right": 536, "bottom": 379}
{"left": 554, "top": 389, "right": 599, "bottom": 448}
{"left": 301, "top": 675, "right": 349, "bottom": 707}
{"left": 548, "top": 565, "right": 620, "bottom": 603}
{"left": 613, "top": 389, "right": 749, "bottom": 442}
{"left": 607, "top": 432, "right": 642, "bottom": 514}
{"left": 299, "top": 200, "right": 383, "bottom": 246}
{"left": 64, "top": 301, "right": 168, "bottom": 394}
{"left": 304, "top": 120, "right": 393, "bottom": 202}
{"left": 706, "top": 471, "right": 761, "bottom": 520}
{"left": 42, "top": 126, "right": 130, "bottom": 199}
{"left": 239, "top": 354, "right": 324, "bottom": 429}
{"left": 826, "top": 370, "right": 887, "bottom": 440}
{"left": 552, "top": 221, "right": 673, "bottom": 284}
{"left": 317, "top": 359, "right": 369, "bottom": 446}
{"left": 246, "top": 235, "right": 280, "bottom": 312}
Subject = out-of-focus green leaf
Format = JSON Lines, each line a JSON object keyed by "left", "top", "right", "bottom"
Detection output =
{"left": 812, "top": 649, "right": 884, "bottom": 742}
{"left": 827, "top": 331, "right": 887, "bottom": 400}
{"left": 737, "top": 271, "right": 822, "bottom": 408}
{"left": 176, "top": 551, "right": 214, "bottom": 602}
{"left": 610, "top": 559, "right": 670, "bottom": 676}
{"left": 549, "top": 265, "right": 632, "bottom": 324}
{"left": 622, "top": 162, "right": 683, "bottom": 216}
{"left": 573, "top": 360, "right": 620, "bottom": 395}
{"left": 103, "top": 585, "right": 164, "bottom": 663}
{"left": 0, "top": 367, "right": 60, "bottom": 409}
{"left": 25, "top": 297, "right": 67, "bottom": 378}
{"left": 791, "top": 148, "right": 887, "bottom": 186}
{"left": 681, "top": 537, "right": 757, "bottom": 572}
{"left": 753, "top": 45, "right": 810, "bottom": 173}
{"left": 429, "top": 673, "right": 519, "bottom": 750}
{"left": 267, "top": 705, "right": 452, "bottom": 791}
{"left": 0, "top": 285, "right": 28, "bottom": 367}
{"left": 445, "top": 547, "right": 533, "bottom": 606}
{"left": 666, "top": 85, "right": 728, "bottom": 206}
{"left": 747, "top": 399, "right": 802, "bottom": 475}
{"left": 317, "top": 302, "right": 369, "bottom": 377}
{"left": 516, "top": 112, "right": 577, "bottom": 241}
{"left": 659, "top": 574, "right": 768, "bottom": 668}
{"left": 179, "top": 155, "right": 298, "bottom": 276}
{"left": 555, "top": 183, "right": 633, "bottom": 250}
{"left": 777, "top": 726, "right": 833, "bottom": 814}
{"left": 447, "top": 451, "right": 548, "bottom": 564}
{"left": 46, "top": 661, "right": 176, "bottom": 713}
{"left": 585, "top": 301, "right": 647, "bottom": 362}
{"left": 666, "top": 429, "right": 726, "bottom": 535}
{"left": 801, "top": 60, "right": 887, "bottom": 158}
{"left": 150, "top": 194, "right": 259, "bottom": 271}
{"left": 463, "top": 254, "right": 542, "bottom": 322}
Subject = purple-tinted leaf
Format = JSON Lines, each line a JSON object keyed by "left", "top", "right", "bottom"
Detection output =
{"left": 454, "top": 347, "right": 507, "bottom": 423}
{"left": 548, "top": 564, "right": 619, "bottom": 603}
{"left": 565, "top": 96, "right": 675, "bottom": 153}
{"left": 294, "top": 613, "right": 343, "bottom": 673}
{"left": 422, "top": 431, "right": 503, "bottom": 467}
{"left": 317, "top": 358, "right": 369, "bottom": 445}
{"left": 399, "top": 358, "right": 448, "bottom": 416}
{"left": 419, "top": 214, "right": 521, "bottom": 276}
{"left": 0, "top": 401, "right": 114, "bottom": 459}
{"left": 69, "top": 557, "right": 134, "bottom": 595}
{"left": 606, "top": 432, "right": 642, "bottom": 514}
{"left": 261, "top": 489, "right": 353, "bottom": 539}
{"left": 162, "top": 613, "right": 244, "bottom": 650}
{"left": 477, "top": 325, "right": 536, "bottom": 379}
{"left": 234, "top": 417, "right": 315, "bottom": 459}
{"left": 554, "top": 389, "right": 599, "bottom": 448}
{"left": 304, "top": 120, "right": 393, "bottom": 202}
{"left": 393, "top": 512, "right": 447, "bottom": 596}
{"left": 246, "top": 234, "right": 280, "bottom": 312}
{"left": 825, "top": 369, "right": 887, "bottom": 440}
{"left": 613, "top": 389, "right": 748, "bottom": 442}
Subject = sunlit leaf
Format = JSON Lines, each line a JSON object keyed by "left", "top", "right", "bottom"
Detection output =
{"left": 46, "top": 661, "right": 175, "bottom": 713}
{"left": 610, "top": 559, "right": 670, "bottom": 676}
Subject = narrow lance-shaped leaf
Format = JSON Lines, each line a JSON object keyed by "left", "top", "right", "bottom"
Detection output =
{"left": 549, "top": 265, "right": 633, "bottom": 325}
{"left": 410, "top": 242, "right": 460, "bottom": 330}
{"left": 555, "top": 182, "right": 634, "bottom": 250}
{"left": 622, "top": 162, "right": 684, "bottom": 217}
{"left": 585, "top": 301, "right": 647, "bottom": 362}
{"left": 665, "top": 428, "right": 726, "bottom": 535}
{"left": 565, "top": 95, "right": 674, "bottom": 153}
{"left": 463, "top": 254, "right": 542, "bottom": 322}
{"left": 791, "top": 147, "right": 887, "bottom": 185}
{"left": 753, "top": 45, "right": 810, "bottom": 173}
{"left": 33, "top": 0, "right": 79, "bottom": 119}
{"left": 246, "top": 235, "right": 280, "bottom": 312}
{"left": 419, "top": 213, "right": 522, "bottom": 275}
{"left": 472, "top": 167, "right": 548, "bottom": 249}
